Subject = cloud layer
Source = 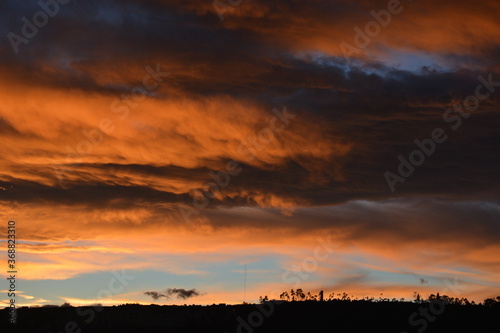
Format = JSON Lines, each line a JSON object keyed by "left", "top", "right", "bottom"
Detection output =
{"left": 0, "top": 0, "right": 499, "bottom": 304}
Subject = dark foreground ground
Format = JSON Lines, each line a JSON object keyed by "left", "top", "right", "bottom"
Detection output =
{"left": 1, "top": 301, "right": 499, "bottom": 333}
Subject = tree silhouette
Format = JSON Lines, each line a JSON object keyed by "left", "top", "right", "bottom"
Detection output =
{"left": 295, "top": 288, "right": 306, "bottom": 301}
{"left": 280, "top": 291, "right": 290, "bottom": 301}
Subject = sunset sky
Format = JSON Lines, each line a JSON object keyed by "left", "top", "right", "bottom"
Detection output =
{"left": 1, "top": 0, "right": 500, "bottom": 307}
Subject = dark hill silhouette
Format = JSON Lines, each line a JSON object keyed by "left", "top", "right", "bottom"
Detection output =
{"left": 1, "top": 292, "right": 499, "bottom": 333}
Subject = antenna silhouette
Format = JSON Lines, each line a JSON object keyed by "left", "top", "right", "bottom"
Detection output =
{"left": 244, "top": 263, "right": 246, "bottom": 303}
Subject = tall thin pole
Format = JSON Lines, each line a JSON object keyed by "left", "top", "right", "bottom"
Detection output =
{"left": 244, "top": 264, "right": 246, "bottom": 303}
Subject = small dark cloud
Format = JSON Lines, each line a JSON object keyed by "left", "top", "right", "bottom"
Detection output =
{"left": 144, "top": 288, "right": 201, "bottom": 301}
{"left": 144, "top": 291, "right": 163, "bottom": 300}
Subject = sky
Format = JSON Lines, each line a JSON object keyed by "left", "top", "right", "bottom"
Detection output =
{"left": 0, "top": 0, "right": 500, "bottom": 307}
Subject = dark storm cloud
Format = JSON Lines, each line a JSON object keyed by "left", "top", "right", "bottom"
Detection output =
{"left": 0, "top": 0, "right": 499, "bottom": 219}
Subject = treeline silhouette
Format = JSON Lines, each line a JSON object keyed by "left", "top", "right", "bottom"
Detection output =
{"left": 1, "top": 290, "right": 499, "bottom": 333}
{"left": 259, "top": 288, "right": 500, "bottom": 306}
